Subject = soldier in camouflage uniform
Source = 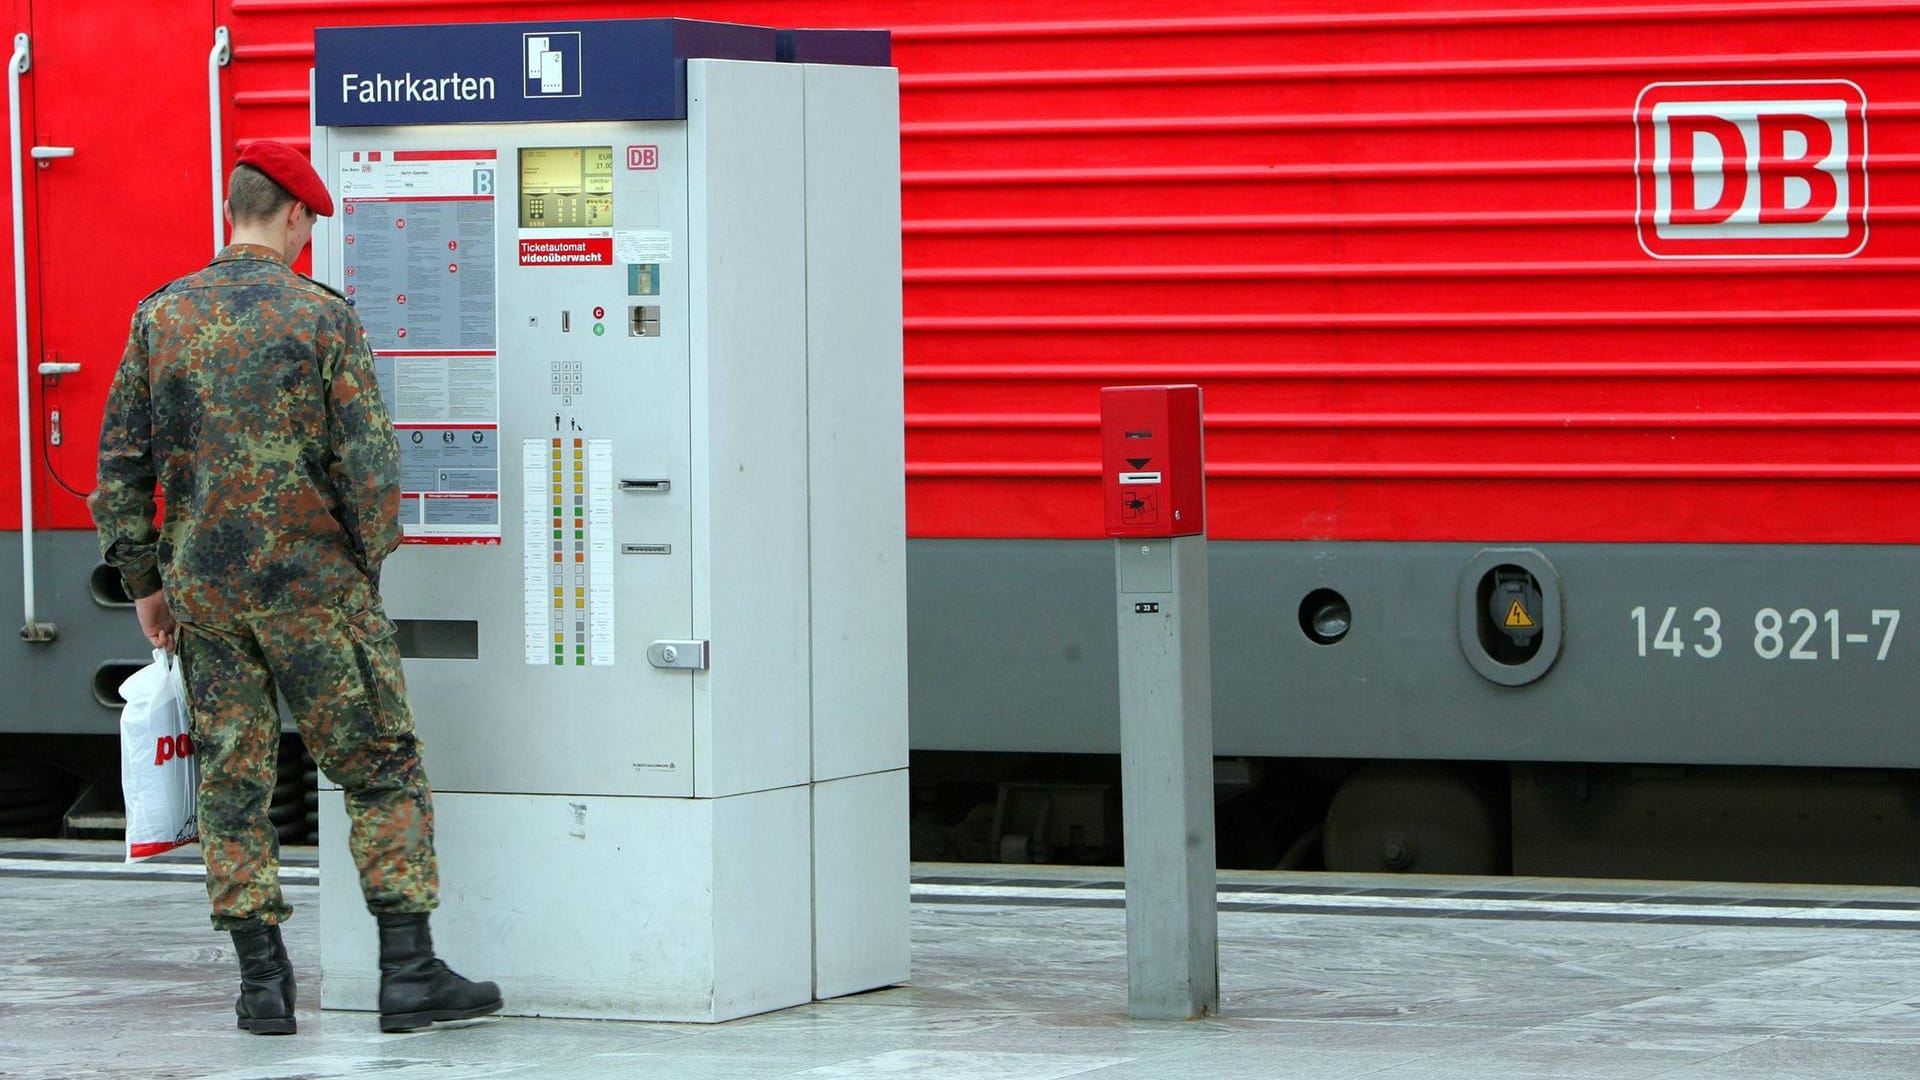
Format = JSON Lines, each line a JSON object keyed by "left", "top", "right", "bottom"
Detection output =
{"left": 92, "top": 141, "right": 500, "bottom": 1035}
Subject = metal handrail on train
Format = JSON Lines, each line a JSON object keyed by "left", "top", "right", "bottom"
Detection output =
{"left": 208, "top": 26, "right": 229, "bottom": 254}
{"left": 8, "top": 32, "right": 52, "bottom": 643}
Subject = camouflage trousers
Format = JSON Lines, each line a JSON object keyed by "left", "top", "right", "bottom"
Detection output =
{"left": 177, "top": 588, "right": 438, "bottom": 930}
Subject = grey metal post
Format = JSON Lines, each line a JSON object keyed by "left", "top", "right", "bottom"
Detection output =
{"left": 1115, "top": 534, "right": 1218, "bottom": 1019}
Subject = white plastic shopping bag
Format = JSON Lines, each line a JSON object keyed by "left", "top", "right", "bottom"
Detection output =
{"left": 119, "top": 648, "right": 199, "bottom": 862}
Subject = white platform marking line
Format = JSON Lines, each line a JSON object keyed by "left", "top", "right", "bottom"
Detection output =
{"left": 911, "top": 882, "right": 1920, "bottom": 925}
{"left": 0, "top": 857, "right": 317, "bottom": 883}
{"left": 5, "top": 858, "right": 1909, "bottom": 925}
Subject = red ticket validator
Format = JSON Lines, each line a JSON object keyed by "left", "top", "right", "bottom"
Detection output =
{"left": 1100, "top": 385, "right": 1205, "bottom": 539}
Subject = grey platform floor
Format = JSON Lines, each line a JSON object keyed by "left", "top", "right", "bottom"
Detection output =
{"left": 2, "top": 840, "right": 1917, "bottom": 1079}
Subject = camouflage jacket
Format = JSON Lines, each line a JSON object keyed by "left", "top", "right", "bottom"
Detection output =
{"left": 93, "top": 244, "right": 401, "bottom": 622}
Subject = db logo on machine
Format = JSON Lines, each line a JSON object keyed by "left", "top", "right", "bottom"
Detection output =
{"left": 1635, "top": 80, "right": 1868, "bottom": 259}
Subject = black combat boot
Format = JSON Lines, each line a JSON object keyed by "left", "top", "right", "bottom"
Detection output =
{"left": 375, "top": 912, "right": 503, "bottom": 1032}
{"left": 229, "top": 918, "right": 297, "bottom": 1035}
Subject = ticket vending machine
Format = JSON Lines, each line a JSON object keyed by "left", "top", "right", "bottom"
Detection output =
{"left": 308, "top": 20, "right": 907, "bottom": 1022}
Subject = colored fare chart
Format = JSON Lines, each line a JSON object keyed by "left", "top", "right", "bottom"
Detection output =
{"left": 523, "top": 438, "right": 615, "bottom": 666}
{"left": 339, "top": 149, "right": 502, "bottom": 543}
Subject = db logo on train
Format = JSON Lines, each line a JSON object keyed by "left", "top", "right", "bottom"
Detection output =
{"left": 1635, "top": 80, "right": 1868, "bottom": 259}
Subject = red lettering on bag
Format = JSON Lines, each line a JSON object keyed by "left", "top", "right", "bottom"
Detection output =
{"left": 153, "top": 733, "right": 194, "bottom": 766}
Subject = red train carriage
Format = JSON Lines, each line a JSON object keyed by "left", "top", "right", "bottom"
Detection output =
{"left": 4, "top": 0, "right": 1917, "bottom": 879}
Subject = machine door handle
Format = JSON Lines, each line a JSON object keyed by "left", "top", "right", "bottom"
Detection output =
{"left": 28, "top": 145, "right": 71, "bottom": 161}
{"left": 647, "top": 640, "right": 710, "bottom": 670}
{"left": 208, "top": 26, "right": 231, "bottom": 254}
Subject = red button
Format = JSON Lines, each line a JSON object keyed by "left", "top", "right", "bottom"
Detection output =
{"left": 593, "top": 306, "right": 605, "bottom": 320}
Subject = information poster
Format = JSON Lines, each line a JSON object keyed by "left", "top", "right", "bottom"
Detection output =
{"left": 340, "top": 149, "right": 501, "bottom": 543}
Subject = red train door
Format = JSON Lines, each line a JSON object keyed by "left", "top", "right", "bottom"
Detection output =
{"left": 11, "top": 1, "right": 216, "bottom": 530}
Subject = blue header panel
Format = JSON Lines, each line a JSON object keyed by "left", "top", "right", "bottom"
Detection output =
{"left": 315, "top": 19, "right": 777, "bottom": 127}
{"left": 776, "top": 30, "right": 893, "bottom": 66}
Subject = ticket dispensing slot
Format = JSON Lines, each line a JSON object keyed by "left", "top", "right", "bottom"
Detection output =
{"left": 394, "top": 619, "right": 481, "bottom": 660}
{"left": 620, "top": 478, "right": 671, "bottom": 493}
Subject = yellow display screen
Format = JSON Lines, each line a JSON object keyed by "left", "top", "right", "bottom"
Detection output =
{"left": 519, "top": 146, "right": 614, "bottom": 229}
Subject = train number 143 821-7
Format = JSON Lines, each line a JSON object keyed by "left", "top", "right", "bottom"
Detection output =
{"left": 1629, "top": 607, "right": 1901, "bottom": 661}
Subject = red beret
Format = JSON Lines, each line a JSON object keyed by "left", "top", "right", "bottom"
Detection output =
{"left": 235, "top": 140, "right": 334, "bottom": 217}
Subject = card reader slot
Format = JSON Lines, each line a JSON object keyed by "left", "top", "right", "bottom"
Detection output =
{"left": 620, "top": 479, "right": 671, "bottom": 493}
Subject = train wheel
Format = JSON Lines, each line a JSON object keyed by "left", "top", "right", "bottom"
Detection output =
{"left": 1322, "top": 761, "right": 1507, "bottom": 875}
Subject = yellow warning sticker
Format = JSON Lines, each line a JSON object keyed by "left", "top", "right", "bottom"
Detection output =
{"left": 1505, "top": 600, "right": 1536, "bottom": 629}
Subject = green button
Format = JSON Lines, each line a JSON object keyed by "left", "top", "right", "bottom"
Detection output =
{"left": 575, "top": 529, "right": 584, "bottom": 540}
{"left": 592, "top": 323, "right": 605, "bottom": 336}
{"left": 553, "top": 529, "right": 562, "bottom": 540}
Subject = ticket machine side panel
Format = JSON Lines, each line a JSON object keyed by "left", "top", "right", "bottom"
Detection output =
{"left": 687, "top": 59, "right": 812, "bottom": 799}
{"left": 803, "top": 61, "right": 909, "bottom": 785}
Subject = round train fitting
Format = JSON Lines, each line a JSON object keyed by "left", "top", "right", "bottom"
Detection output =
{"left": 1298, "top": 587, "right": 1351, "bottom": 645}
{"left": 1457, "top": 547, "right": 1562, "bottom": 686}
{"left": 88, "top": 563, "right": 134, "bottom": 608}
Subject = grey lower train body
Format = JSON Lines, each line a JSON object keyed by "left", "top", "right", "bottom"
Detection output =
{"left": 909, "top": 538, "right": 1919, "bottom": 768}
{"left": 7, "top": 531, "right": 1919, "bottom": 881}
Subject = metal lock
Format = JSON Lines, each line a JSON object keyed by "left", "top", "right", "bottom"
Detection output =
{"left": 647, "top": 639, "right": 709, "bottom": 670}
